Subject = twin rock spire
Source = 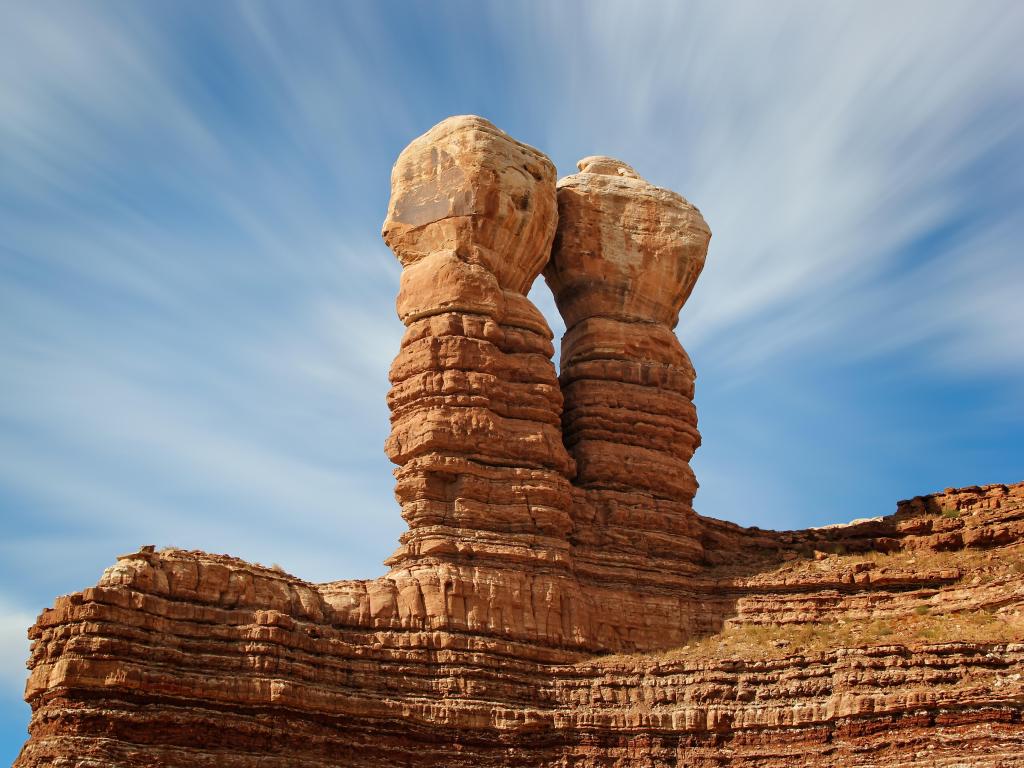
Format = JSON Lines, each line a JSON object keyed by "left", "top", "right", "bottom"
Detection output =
{"left": 16, "top": 116, "right": 1022, "bottom": 768}
{"left": 381, "top": 115, "right": 711, "bottom": 583}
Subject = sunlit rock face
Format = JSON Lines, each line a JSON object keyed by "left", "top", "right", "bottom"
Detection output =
{"left": 14, "top": 116, "right": 1024, "bottom": 768}
{"left": 382, "top": 115, "right": 575, "bottom": 573}
{"left": 546, "top": 153, "right": 711, "bottom": 502}
{"left": 543, "top": 154, "right": 713, "bottom": 597}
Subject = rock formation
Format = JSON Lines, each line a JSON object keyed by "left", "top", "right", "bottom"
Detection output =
{"left": 547, "top": 154, "right": 709, "bottom": 501}
{"left": 546, "top": 155, "right": 712, "bottom": 610}
{"left": 14, "top": 116, "right": 1024, "bottom": 767}
{"left": 381, "top": 115, "right": 574, "bottom": 571}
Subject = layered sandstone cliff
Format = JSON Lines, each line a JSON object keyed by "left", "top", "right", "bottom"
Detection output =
{"left": 14, "top": 116, "right": 1024, "bottom": 767}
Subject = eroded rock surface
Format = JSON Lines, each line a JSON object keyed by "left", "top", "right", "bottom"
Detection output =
{"left": 14, "top": 116, "right": 1024, "bottom": 767}
{"left": 545, "top": 155, "right": 712, "bottom": 606}
{"left": 382, "top": 115, "right": 574, "bottom": 573}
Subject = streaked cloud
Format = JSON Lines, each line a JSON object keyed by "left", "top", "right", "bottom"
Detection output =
{"left": 0, "top": 599, "right": 32, "bottom": 691}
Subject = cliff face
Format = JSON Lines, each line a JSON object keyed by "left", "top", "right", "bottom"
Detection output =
{"left": 14, "top": 116, "right": 1024, "bottom": 767}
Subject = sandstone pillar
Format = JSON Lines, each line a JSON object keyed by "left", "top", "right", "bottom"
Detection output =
{"left": 381, "top": 116, "right": 575, "bottom": 571}
{"left": 545, "top": 156, "right": 711, "bottom": 505}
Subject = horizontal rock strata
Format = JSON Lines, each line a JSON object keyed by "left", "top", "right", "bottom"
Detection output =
{"left": 544, "top": 155, "right": 712, "bottom": 606}
{"left": 14, "top": 115, "right": 1024, "bottom": 766}
{"left": 16, "top": 483, "right": 1024, "bottom": 766}
{"left": 381, "top": 115, "right": 574, "bottom": 573}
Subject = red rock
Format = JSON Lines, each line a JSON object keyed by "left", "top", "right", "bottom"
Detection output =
{"left": 545, "top": 154, "right": 710, "bottom": 502}
{"left": 382, "top": 116, "right": 575, "bottom": 574}
{"left": 13, "top": 117, "right": 1024, "bottom": 768}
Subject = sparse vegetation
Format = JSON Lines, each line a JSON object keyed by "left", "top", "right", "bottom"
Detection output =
{"left": 871, "top": 619, "right": 893, "bottom": 637}
{"left": 587, "top": 504, "right": 1024, "bottom": 669}
{"left": 609, "top": 538, "right": 1024, "bottom": 667}
{"left": 627, "top": 608, "right": 1024, "bottom": 666}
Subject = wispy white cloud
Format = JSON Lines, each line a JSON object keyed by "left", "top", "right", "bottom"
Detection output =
{"left": 495, "top": 1, "right": 1024, "bottom": 378}
{"left": 0, "top": 596, "right": 33, "bottom": 696}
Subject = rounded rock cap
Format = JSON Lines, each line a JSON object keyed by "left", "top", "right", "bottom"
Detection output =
{"left": 576, "top": 156, "right": 641, "bottom": 179}
{"left": 382, "top": 114, "right": 558, "bottom": 293}
{"left": 545, "top": 157, "right": 711, "bottom": 329}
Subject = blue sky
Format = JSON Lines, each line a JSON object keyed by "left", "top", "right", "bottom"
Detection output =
{"left": 1, "top": 1, "right": 1022, "bottom": 758}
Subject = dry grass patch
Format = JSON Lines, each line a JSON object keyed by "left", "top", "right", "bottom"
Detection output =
{"left": 656, "top": 609, "right": 1024, "bottom": 663}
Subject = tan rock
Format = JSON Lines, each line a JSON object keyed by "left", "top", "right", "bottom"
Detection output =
{"left": 546, "top": 155, "right": 711, "bottom": 329}
{"left": 381, "top": 116, "right": 574, "bottom": 574}
{"left": 13, "top": 116, "right": 1024, "bottom": 768}
{"left": 546, "top": 155, "right": 710, "bottom": 504}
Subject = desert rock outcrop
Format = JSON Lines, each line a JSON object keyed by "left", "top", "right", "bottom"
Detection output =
{"left": 546, "top": 154, "right": 709, "bottom": 501}
{"left": 381, "top": 115, "right": 574, "bottom": 572}
{"left": 545, "top": 155, "right": 712, "bottom": 605}
{"left": 14, "top": 116, "right": 1024, "bottom": 767}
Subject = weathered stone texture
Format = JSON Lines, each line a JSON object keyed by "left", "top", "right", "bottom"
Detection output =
{"left": 14, "top": 116, "right": 1024, "bottom": 767}
{"left": 545, "top": 155, "right": 712, "bottom": 601}
{"left": 16, "top": 482, "right": 1024, "bottom": 767}
{"left": 381, "top": 115, "right": 574, "bottom": 576}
